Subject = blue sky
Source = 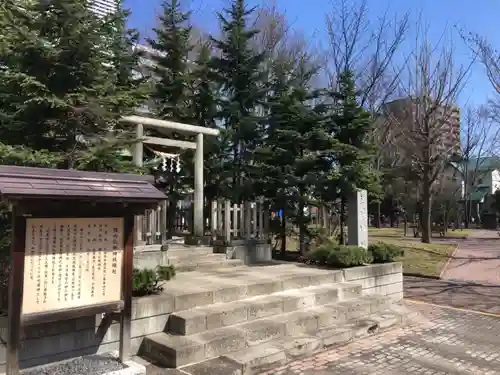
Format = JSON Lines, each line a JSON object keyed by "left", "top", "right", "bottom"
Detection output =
{"left": 124, "top": 0, "right": 500, "bottom": 107}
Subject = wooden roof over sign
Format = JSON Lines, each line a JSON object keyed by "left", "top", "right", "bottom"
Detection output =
{"left": 0, "top": 165, "right": 166, "bottom": 202}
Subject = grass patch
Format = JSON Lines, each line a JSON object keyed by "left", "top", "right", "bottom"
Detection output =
{"left": 368, "top": 227, "right": 474, "bottom": 239}
{"left": 369, "top": 236, "right": 456, "bottom": 277}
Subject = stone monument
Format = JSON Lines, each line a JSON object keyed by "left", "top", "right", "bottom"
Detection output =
{"left": 348, "top": 189, "right": 369, "bottom": 249}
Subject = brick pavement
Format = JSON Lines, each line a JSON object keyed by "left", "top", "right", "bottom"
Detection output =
{"left": 404, "top": 276, "right": 500, "bottom": 314}
{"left": 441, "top": 231, "right": 500, "bottom": 284}
{"left": 259, "top": 301, "right": 500, "bottom": 375}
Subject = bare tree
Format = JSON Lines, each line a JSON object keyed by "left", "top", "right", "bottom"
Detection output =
{"left": 449, "top": 106, "right": 500, "bottom": 227}
{"left": 251, "top": 1, "right": 325, "bottom": 77}
{"left": 390, "top": 22, "right": 472, "bottom": 243}
{"left": 325, "top": 0, "right": 409, "bottom": 101}
{"left": 325, "top": 0, "right": 409, "bottom": 227}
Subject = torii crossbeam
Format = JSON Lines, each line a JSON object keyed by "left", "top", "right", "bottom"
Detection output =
{"left": 122, "top": 115, "right": 220, "bottom": 240}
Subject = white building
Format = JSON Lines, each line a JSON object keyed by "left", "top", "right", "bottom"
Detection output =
{"left": 88, "top": 0, "right": 118, "bottom": 18}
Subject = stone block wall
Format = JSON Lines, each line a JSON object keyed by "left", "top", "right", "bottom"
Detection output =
{"left": 0, "top": 294, "right": 174, "bottom": 372}
{"left": 133, "top": 244, "right": 167, "bottom": 269}
{"left": 341, "top": 262, "right": 403, "bottom": 302}
{"left": 214, "top": 239, "right": 272, "bottom": 265}
{"left": 0, "top": 261, "right": 403, "bottom": 373}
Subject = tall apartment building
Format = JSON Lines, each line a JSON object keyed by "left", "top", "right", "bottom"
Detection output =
{"left": 88, "top": 0, "right": 118, "bottom": 18}
{"left": 381, "top": 97, "right": 461, "bottom": 161}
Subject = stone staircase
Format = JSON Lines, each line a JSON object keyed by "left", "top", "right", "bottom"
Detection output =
{"left": 137, "top": 263, "right": 412, "bottom": 374}
{"left": 166, "top": 245, "right": 244, "bottom": 272}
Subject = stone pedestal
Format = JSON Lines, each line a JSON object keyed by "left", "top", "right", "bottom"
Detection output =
{"left": 213, "top": 239, "right": 272, "bottom": 265}
{"left": 348, "top": 189, "right": 368, "bottom": 249}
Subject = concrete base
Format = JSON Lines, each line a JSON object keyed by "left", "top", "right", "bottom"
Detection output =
{"left": 185, "top": 236, "right": 212, "bottom": 246}
{"left": 105, "top": 352, "right": 146, "bottom": 375}
{"left": 133, "top": 244, "right": 167, "bottom": 269}
{"left": 214, "top": 239, "right": 272, "bottom": 265}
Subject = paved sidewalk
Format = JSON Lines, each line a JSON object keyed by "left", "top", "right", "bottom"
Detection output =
{"left": 404, "top": 276, "right": 500, "bottom": 314}
{"left": 260, "top": 301, "right": 500, "bottom": 375}
{"left": 440, "top": 230, "right": 500, "bottom": 284}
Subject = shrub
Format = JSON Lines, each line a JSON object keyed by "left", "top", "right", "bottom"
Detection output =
{"left": 326, "top": 245, "right": 373, "bottom": 268}
{"left": 306, "top": 245, "right": 333, "bottom": 264}
{"left": 368, "top": 242, "right": 404, "bottom": 263}
{"left": 306, "top": 226, "right": 335, "bottom": 249}
{"left": 132, "top": 265, "right": 176, "bottom": 297}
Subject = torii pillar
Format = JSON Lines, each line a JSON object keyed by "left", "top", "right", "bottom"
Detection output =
{"left": 123, "top": 115, "right": 219, "bottom": 243}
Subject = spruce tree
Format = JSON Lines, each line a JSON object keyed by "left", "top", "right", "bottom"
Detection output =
{"left": 256, "top": 58, "right": 322, "bottom": 254}
{"left": 0, "top": 0, "right": 148, "bottom": 172}
{"left": 146, "top": 0, "right": 195, "bottom": 238}
{"left": 328, "top": 70, "right": 380, "bottom": 243}
{"left": 210, "top": 0, "right": 266, "bottom": 202}
{"left": 147, "top": 0, "right": 193, "bottom": 122}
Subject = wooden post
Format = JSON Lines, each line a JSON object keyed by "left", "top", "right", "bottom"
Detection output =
{"left": 210, "top": 200, "right": 217, "bottom": 236}
{"left": 232, "top": 204, "right": 238, "bottom": 238}
{"left": 239, "top": 203, "right": 245, "bottom": 239}
{"left": 119, "top": 215, "right": 134, "bottom": 362}
{"left": 216, "top": 199, "right": 223, "bottom": 237}
{"left": 159, "top": 200, "right": 167, "bottom": 243}
{"left": 224, "top": 200, "right": 231, "bottom": 243}
{"left": 258, "top": 199, "right": 264, "bottom": 238}
{"left": 263, "top": 203, "right": 270, "bottom": 241}
{"left": 252, "top": 202, "right": 257, "bottom": 237}
{"left": 6, "top": 210, "right": 26, "bottom": 375}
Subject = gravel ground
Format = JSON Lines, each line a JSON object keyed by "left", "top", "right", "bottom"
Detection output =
{"left": 22, "top": 353, "right": 127, "bottom": 375}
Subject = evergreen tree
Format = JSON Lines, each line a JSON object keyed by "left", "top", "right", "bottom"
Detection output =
{"left": 210, "top": 0, "right": 266, "bottom": 202}
{"left": 0, "top": 0, "right": 148, "bottom": 172}
{"left": 256, "top": 57, "right": 323, "bottom": 254}
{"left": 147, "top": 0, "right": 193, "bottom": 122}
{"left": 327, "top": 70, "right": 380, "bottom": 243}
{"left": 145, "top": 0, "right": 196, "bottom": 238}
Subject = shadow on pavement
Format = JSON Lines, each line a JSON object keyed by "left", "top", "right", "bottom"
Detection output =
{"left": 404, "top": 276, "right": 500, "bottom": 315}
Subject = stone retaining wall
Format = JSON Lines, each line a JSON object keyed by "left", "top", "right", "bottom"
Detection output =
{"left": 0, "top": 293, "right": 174, "bottom": 373}
{"left": 0, "top": 262, "right": 402, "bottom": 373}
{"left": 341, "top": 262, "right": 403, "bottom": 301}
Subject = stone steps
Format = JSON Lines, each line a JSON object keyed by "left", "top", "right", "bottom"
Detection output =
{"left": 137, "top": 263, "right": 407, "bottom": 373}
{"left": 218, "top": 304, "right": 414, "bottom": 374}
{"left": 166, "top": 245, "right": 214, "bottom": 257}
{"left": 165, "top": 245, "right": 246, "bottom": 272}
{"left": 142, "top": 291, "right": 388, "bottom": 367}
{"left": 175, "top": 258, "right": 245, "bottom": 272}
{"left": 167, "top": 283, "right": 362, "bottom": 335}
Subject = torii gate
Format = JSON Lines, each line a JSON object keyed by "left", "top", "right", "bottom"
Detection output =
{"left": 122, "top": 115, "right": 220, "bottom": 240}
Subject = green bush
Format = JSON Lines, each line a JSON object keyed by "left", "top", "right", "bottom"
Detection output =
{"left": 326, "top": 245, "right": 373, "bottom": 268}
{"left": 132, "top": 265, "right": 176, "bottom": 297}
{"left": 306, "top": 245, "right": 332, "bottom": 264}
{"left": 368, "top": 242, "right": 404, "bottom": 263}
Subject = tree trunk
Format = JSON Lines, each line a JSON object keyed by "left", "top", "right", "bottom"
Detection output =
{"left": 403, "top": 213, "right": 408, "bottom": 236}
{"left": 464, "top": 197, "right": 470, "bottom": 229}
{"left": 339, "top": 196, "right": 346, "bottom": 245}
{"left": 421, "top": 177, "right": 432, "bottom": 244}
{"left": 298, "top": 199, "right": 306, "bottom": 255}
{"left": 166, "top": 198, "right": 177, "bottom": 240}
{"left": 280, "top": 209, "right": 286, "bottom": 256}
{"left": 375, "top": 201, "right": 381, "bottom": 228}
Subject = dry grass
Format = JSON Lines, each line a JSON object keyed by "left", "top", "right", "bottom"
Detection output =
{"left": 368, "top": 227, "right": 474, "bottom": 239}
{"left": 283, "top": 227, "right": 460, "bottom": 277}
{"left": 369, "top": 231, "right": 457, "bottom": 277}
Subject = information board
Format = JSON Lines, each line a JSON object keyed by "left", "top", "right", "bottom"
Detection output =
{"left": 22, "top": 217, "right": 124, "bottom": 315}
